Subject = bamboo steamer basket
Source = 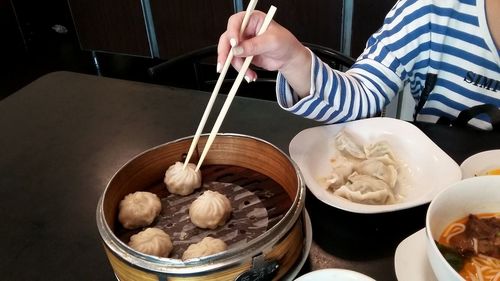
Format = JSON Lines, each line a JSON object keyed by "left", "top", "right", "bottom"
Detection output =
{"left": 96, "top": 134, "right": 308, "bottom": 281}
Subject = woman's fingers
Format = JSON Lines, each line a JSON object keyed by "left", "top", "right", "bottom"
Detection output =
{"left": 217, "top": 32, "right": 257, "bottom": 82}
{"left": 217, "top": 32, "right": 231, "bottom": 73}
{"left": 225, "top": 12, "right": 246, "bottom": 47}
{"left": 218, "top": 10, "right": 277, "bottom": 81}
{"left": 230, "top": 56, "right": 257, "bottom": 82}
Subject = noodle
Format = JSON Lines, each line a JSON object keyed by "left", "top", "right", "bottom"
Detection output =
{"left": 442, "top": 222, "right": 466, "bottom": 244}
{"left": 462, "top": 247, "right": 500, "bottom": 281}
{"left": 473, "top": 238, "right": 478, "bottom": 255}
{"left": 469, "top": 255, "right": 500, "bottom": 281}
{"left": 474, "top": 263, "right": 484, "bottom": 281}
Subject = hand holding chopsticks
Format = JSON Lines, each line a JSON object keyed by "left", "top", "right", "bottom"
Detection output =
{"left": 182, "top": 0, "right": 259, "bottom": 170}
{"left": 181, "top": 2, "right": 277, "bottom": 172}
{"left": 194, "top": 6, "right": 277, "bottom": 171}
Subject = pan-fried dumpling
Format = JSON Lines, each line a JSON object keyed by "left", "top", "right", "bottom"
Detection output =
{"left": 335, "top": 130, "right": 365, "bottom": 159}
{"left": 333, "top": 173, "right": 395, "bottom": 204}
{"left": 128, "top": 227, "right": 173, "bottom": 257}
{"left": 189, "top": 190, "right": 232, "bottom": 229}
{"left": 119, "top": 191, "right": 162, "bottom": 229}
{"left": 164, "top": 161, "right": 202, "bottom": 196}
{"left": 363, "top": 141, "right": 397, "bottom": 165}
{"left": 182, "top": 237, "right": 227, "bottom": 260}
{"left": 355, "top": 159, "right": 398, "bottom": 188}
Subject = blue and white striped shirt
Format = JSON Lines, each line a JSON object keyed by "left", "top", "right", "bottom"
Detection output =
{"left": 276, "top": 0, "right": 500, "bottom": 130}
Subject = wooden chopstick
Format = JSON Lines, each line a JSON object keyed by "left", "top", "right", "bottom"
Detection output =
{"left": 183, "top": 0, "right": 259, "bottom": 170}
{"left": 195, "top": 5, "right": 277, "bottom": 171}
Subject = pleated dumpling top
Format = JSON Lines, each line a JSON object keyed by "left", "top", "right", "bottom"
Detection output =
{"left": 128, "top": 227, "right": 173, "bottom": 257}
{"left": 189, "top": 190, "right": 232, "bottom": 229}
{"left": 164, "top": 161, "right": 202, "bottom": 196}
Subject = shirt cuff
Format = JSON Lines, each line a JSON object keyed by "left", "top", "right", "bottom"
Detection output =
{"left": 275, "top": 48, "right": 317, "bottom": 111}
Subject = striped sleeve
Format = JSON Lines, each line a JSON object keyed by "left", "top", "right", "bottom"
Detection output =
{"left": 276, "top": 50, "right": 405, "bottom": 123}
{"left": 276, "top": 0, "right": 432, "bottom": 123}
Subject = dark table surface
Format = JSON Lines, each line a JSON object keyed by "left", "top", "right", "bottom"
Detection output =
{"left": 1, "top": 71, "right": 499, "bottom": 281}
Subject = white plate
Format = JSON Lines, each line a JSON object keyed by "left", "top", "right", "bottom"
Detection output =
{"left": 294, "top": 268, "right": 375, "bottom": 281}
{"left": 394, "top": 228, "right": 437, "bottom": 281}
{"left": 460, "top": 149, "right": 500, "bottom": 178}
{"left": 289, "top": 117, "right": 462, "bottom": 214}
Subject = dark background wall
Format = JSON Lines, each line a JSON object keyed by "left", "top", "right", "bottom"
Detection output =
{"left": 1, "top": 0, "right": 395, "bottom": 100}
{"left": 351, "top": 0, "right": 396, "bottom": 57}
{"left": 1, "top": 0, "right": 93, "bottom": 99}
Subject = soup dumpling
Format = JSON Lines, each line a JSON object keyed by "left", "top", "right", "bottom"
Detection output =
{"left": 119, "top": 191, "right": 162, "bottom": 229}
{"left": 128, "top": 227, "right": 173, "bottom": 257}
{"left": 182, "top": 236, "right": 227, "bottom": 260}
{"left": 164, "top": 161, "right": 202, "bottom": 196}
{"left": 189, "top": 190, "right": 232, "bottom": 229}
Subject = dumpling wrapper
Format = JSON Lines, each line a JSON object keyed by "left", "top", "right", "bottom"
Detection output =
{"left": 326, "top": 155, "right": 354, "bottom": 190}
{"left": 363, "top": 140, "right": 397, "bottom": 165}
{"left": 334, "top": 173, "right": 395, "bottom": 205}
{"left": 164, "top": 161, "right": 202, "bottom": 196}
{"left": 182, "top": 237, "right": 227, "bottom": 260}
{"left": 335, "top": 130, "right": 366, "bottom": 159}
{"left": 355, "top": 159, "right": 398, "bottom": 188}
{"left": 189, "top": 190, "right": 232, "bottom": 229}
{"left": 118, "top": 191, "right": 162, "bottom": 229}
{"left": 128, "top": 227, "right": 173, "bottom": 257}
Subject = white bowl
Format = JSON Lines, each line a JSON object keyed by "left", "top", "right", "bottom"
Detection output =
{"left": 289, "top": 117, "right": 462, "bottom": 214}
{"left": 425, "top": 176, "right": 500, "bottom": 281}
{"left": 294, "top": 268, "right": 375, "bottom": 281}
{"left": 460, "top": 149, "right": 500, "bottom": 178}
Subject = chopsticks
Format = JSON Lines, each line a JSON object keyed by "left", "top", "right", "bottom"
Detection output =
{"left": 183, "top": 0, "right": 259, "bottom": 170}
{"left": 194, "top": 5, "right": 277, "bottom": 171}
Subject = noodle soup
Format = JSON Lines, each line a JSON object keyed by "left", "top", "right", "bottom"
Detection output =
{"left": 437, "top": 213, "right": 500, "bottom": 281}
{"left": 425, "top": 176, "right": 500, "bottom": 281}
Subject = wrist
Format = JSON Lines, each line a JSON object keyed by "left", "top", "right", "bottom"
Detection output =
{"left": 279, "top": 45, "right": 312, "bottom": 97}
{"left": 280, "top": 45, "right": 310, "bottom": 74}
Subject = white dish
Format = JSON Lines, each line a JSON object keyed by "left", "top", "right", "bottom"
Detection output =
{"left": 294, "top": 268, "right": 375, "bottom": 281}
{"left": 289, "top": 117, "right": 462, "bottom": 214}
{"left": 460, "top": 149, "right": 500, "bottom": 178}
{"left": 425, "top": 176, "right": 500, "bottom": 281}
{"left": 394, "top": 228, "right": 438, "bottom": 281}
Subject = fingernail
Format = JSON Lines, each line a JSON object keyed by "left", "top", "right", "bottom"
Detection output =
{"left": 244, "top": 75, "right": 252, "bottom": 83}
{"left": 230, "top": 38, "right": 237, "bottom": 47}
{"left": 216, "top": 63, "right": 222, "bottom": 73}
{"left": 233, "top": 46, "right": 243, "bottom": 56}
{"left": 252, "top": 77, "right": 257, "bottom": 82}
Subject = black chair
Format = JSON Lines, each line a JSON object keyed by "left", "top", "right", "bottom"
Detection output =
{"left": 304, "top": 42, "right": 355, "bottom": 71}
{"left": 148, "top": 43, "right": 355, "bottom": 101}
